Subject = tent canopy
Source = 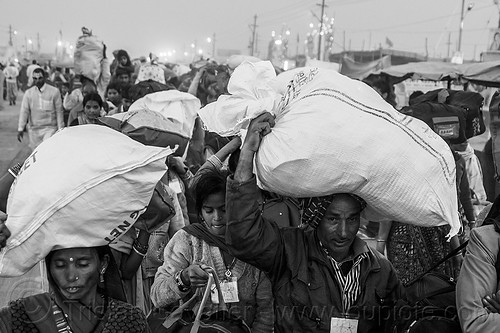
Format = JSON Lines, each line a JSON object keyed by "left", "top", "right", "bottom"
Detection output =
{"left": 374, "top": 60, "right": 500, "bottom": 87}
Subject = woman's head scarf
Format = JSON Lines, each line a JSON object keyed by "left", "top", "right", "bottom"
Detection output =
{"left": 301, "top": 194, "right": 367, "bottom": 228}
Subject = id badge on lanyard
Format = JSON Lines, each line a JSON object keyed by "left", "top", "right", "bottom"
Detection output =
{"left": 211, "top": 277, "right": 240, "bottom": 304}
{"left": 330, "top": 317, "right": 358, "bottom": 333}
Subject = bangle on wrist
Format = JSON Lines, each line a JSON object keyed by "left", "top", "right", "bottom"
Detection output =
{"left": 180, "top": 169, "right": 194, "bottom": 180}
{"left": 132, "top": 246, "right": 147, "bottom": 257}
{"left": 376, "top": 239, "right": 386, "bottom": 243}
{"left": 175, "top": 270, "right": 191, "bottom": 292}
{"left": 133, "top": 239, "right": 148, "bottom": 252}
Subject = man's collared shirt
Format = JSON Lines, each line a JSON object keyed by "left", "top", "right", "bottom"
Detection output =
{"left": 18, "top": 83, "right": 63, "bottom": 131}
{"left": 321, "top": 239, "right": 369, "bottom": 314}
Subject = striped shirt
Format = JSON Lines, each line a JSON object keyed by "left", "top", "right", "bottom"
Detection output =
{"left": 321, "top": 242, "right": 369, "bottom": 314}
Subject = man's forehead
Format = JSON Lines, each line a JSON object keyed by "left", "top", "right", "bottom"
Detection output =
{"left": 326, "top": 197, "right": 362, "bottom": 215}
{"left": 32, "top": 73, "right": 43, "bottom": 78}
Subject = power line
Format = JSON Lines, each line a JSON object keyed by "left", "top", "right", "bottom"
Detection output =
{"left": 344, "top": 3, "right": 491, "bottom": 33}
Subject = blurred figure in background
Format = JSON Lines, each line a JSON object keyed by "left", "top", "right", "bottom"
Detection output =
{"left": 3, "top": 62, "right": 19, "bottom": 106}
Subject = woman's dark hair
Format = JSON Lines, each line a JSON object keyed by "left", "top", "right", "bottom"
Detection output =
{"left": 193, "top": 168, "right": 229, "bottom": 217}
{"left": 83, "top": 92, "right": 104, "bottom": 108}
{"left": 362, "top": 74, "right": 397, "bottom": 107}
{"left": 117, "top": 50, "right": 132, "bottom": 66}
{"left": 106, "top": 82, "right": 122, "bottom": 95}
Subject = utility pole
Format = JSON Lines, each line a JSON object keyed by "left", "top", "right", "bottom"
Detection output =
{"left": 446, "top": 32, "right": 451, "bottom": 59}
{"left": 211, "top": 33, "right": 216, "bottom": 58}
{"left": 37, "top": 32, "right": 41, "bottom": 54}
{"left": 8, "top": 25, "right": 13, "bottom": 46}
{"left": 343, "top": 30, "right": 346, "bottom": 51}
{"left": 317, "top": 0, "right": 327, "bottom": 60}
{"left": 496, "top": 0, "right": 500, "bottom": 28}
{"left": 296, "top": 33, "right": 300, "bottom": 57}
{"left": 424, "top": 37, "right": 429, "bottom": 60}
{"left": 249, "top": 15, "right": 258, "bottom": 56}
{"left": 255, "top": 32, "right": 259, "bottom": 57}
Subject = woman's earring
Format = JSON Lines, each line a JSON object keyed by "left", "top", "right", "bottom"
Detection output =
{"left": 100, "top": 269, "right": 106, "bottom": 283}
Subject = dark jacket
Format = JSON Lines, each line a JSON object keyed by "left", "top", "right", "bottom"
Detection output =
{"left": 457, "top": 225, "right": 500, "bottom": 332}
{"left": 226, "top": 176, "right": 404, "bottom": 333}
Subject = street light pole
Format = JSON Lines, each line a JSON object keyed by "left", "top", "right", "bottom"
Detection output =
{"left": 458, "top": 1, "right": 474, "bottom": 52}
{"left": 317, "top": 0, "right": 326, "bottom": 60}
{"left": 212, "top": 33, "right": 216, "bottom": 58}
{"left": 458, "top": 0, "right": 465, "bottom": 52}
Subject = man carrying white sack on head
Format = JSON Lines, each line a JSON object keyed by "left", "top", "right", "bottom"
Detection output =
{"left": 225, "top": 113, "right": 405, "bottom": 333}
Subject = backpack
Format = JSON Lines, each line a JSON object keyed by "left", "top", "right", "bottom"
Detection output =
{"left": 387, "top": 242, "right": 468, "bottom": 333}
{"left": 401, "top": 101, "right": 468, "bottom": 144}
{"left": 410, "top": 89, "right": 485, "bottom": 139}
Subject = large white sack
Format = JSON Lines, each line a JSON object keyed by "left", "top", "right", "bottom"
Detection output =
{"left": 74, "top": 27, "right": 104, "bottom": 82}
{"left": 199, "top": 61, "right": 279, "bottom": 137}
{"left": 1, "top": 125, "right": 172, "bottom": 277}
{"left": 199, "top": 61, "right": 460, "bottom": 236}
{"left": 129, "top": 90, "right": 200, "bottom": 140}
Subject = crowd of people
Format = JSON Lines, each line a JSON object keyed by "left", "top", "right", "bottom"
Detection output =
{"left": 0, "top": 45, "right": 499, "bottom": 333}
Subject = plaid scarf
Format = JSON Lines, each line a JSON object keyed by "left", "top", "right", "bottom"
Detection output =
{"left": 301, "top": 194, "right": 367, "bottom": 228}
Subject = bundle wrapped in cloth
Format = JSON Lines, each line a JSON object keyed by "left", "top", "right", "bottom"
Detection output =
{"left": 99, "top": 90, "right": 200, "bottom": 157}
{"left": 0, "top": 125, "right": 173, "bottom": 276}
{"left": 199, "top": 61, "right": 460, "bottom": 237}
{"left": 74, "top": 27, "right": 104, "bottom": 82}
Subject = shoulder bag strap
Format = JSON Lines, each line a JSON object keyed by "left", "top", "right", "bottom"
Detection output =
{"left": 407, "top": 241, "right": 468, "bottom": 286}
{"left": 190, "top": 267, "right": 227, "bottom": 333}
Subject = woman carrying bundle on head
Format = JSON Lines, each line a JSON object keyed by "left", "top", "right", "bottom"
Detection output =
{"left": 150, "top": 168, "right": 274, "bottom": 333}
{"left": 0, "top": 218, "right": 149, "bottom": 333}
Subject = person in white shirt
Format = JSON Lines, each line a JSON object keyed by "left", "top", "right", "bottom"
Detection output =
{"left": 3, "top": 62, "right": 19, "bottom": 105}
{"left": 17, "top": 68, "right": 64, "bottom": 149}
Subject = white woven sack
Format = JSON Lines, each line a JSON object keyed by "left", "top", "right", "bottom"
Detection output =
{"left": 74, "top": 29, "right": 104, "bottom": 82}
{"left": 199, "top": 62, "right": 460, "bottom": 237}
{"left": 1, "top": 125, "right": 172, "bottom": 277}
{"left": 129, "top": 90, "right": 200, "bottom": 140}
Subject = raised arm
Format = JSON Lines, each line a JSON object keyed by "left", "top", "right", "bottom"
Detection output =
{"left": 225, "top": 113, "right": 286, "bottom": 276}
{"left": 54, "top": 90, "right": 64, "bottom": 129}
